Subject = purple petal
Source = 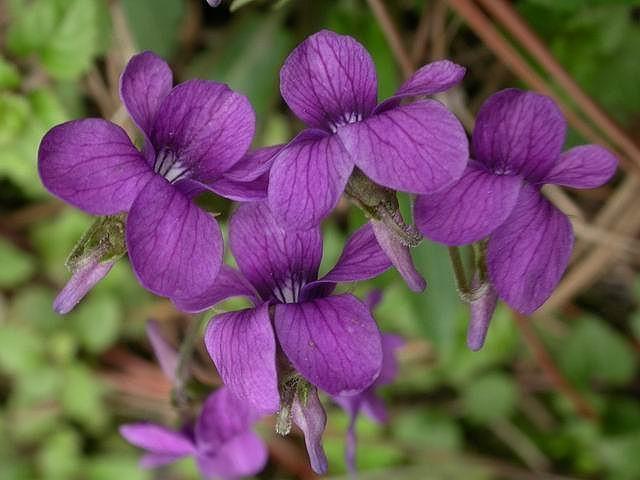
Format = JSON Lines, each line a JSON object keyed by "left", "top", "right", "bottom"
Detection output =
{"left": 274, "top": 294, "right": 382, "bottom": 396}
{"left": 195, "top": 387, "right": 263, "bottom": 448}
{"left": 321, "top": 223, "right": 391, "bottom": 283}
{"left": 229, "top": 202, "right": 322, "bottom": 302}
{"left": 53, "top": 256, "right": 115, "bottom": 314}
{"left": 150, "top": 80, "right": 255, "bottom": 183}
{"left": 120, "top": 51, "right": 173, "bottom": 136}
{"left": 204, "top": 306, "right": 280, "bottom": 414}
{"left": 196, "top": 432, "right": 268, "bottom": 479}
{"left": 466, "top": 278, "right": 499, "bottom": 351}
{"left": 473, "top": 89, "right": 566, "bottom": 181}
{"left": 291, "top": 388, "right": 328, "bottom": 475}
{"left": 268, "top": 130, "right": 353, "bottom": 230}
{"left": 207, "top": 173, "right": 268, "bottom": 201}
{"left": 224, "top": 145, "right": 284, "bottom": 182}
{"left": 360, "top": 393, "right": 388, "bottom": 423}
{"left": 146, "top": 320, "right": 178, "bottom": 382}
{"left": 375, "top": 333, "right": 404, "bottom": 386}
{"left": 365, "top": 289, "right": 383, "bottom": 311}
{"left": 414, "top": 163, "right": 522, "bottom": 245}
{"left": 541, "top": 145, "right": 618, "bottom": 189}
{"left": 206, "top": 0, "right": 222, "bottom": 6}
{"left": 370, "top": 220, "right": 426, "bottom": 292}
{"left": 488, "top": 184, "right": 573, "bottom": 314}
{"left": 172, "top": 265, "right": 258, "bottom": 313}
{"left": 280, "top": 30, "right": 377, "bottom": 131}
{"left": 126, "top": 175, "right": 223, "bottom": 299}
{"left": 338, "top": 100, "right": 468, "bottom": 194}
{"left": 38, "top": 119, "right": 153, "bottom": 215}
{"left": 139, "top": 453, "right": 184, "bottom": 468}
{"left": 301, "top": 224, "right": 391, "bottom": 301}
{"left": 376, "top": 60, "right": 466, "bottom": 113}
{"left": 120, "top": 423, "right": 195, "bottom": 455}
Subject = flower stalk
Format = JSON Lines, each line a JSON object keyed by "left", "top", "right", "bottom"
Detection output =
{"left": 173, "top": 313, "right": 208, "bottom": 413}
{"left": 345, "top": 168, "right": 422, "bottom": 247}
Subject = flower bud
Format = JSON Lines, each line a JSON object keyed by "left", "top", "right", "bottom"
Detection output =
{"left": 53, "top": 214, "right": 126, "bottom": 314}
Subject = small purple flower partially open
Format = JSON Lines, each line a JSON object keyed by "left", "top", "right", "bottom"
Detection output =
{"left": 120, "top": 387, "right": 268, "bottom": 478}
{"left": 415, "top": 89, "right": 618, "bottom": 314}
{"left": 333, "top": 324, "right": 404, "bottom": 472}
{"left": 268, "top": 29, "right": 469, "bottom": 231}
{"left": 38, "top": 52, "right": 267, "bottom": 301}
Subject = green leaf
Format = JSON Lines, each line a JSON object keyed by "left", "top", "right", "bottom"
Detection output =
{"left": 60, "top": 365, "right": 108, "bottom": 433}
{"left": 0, "top": 57, "right": 21, "bottom": 89}
{"left": 8, "top": 403, "right": 61, "bottom": 444}
{"left": 37, "top": 429, "right": 81, "bottom": 480}
{"left": 0, "top": 238, "right": 35, "bottom": 288}
{"left": 6, "top": 0, "right": 58, "bottom": 56}
{"left": 13, "top": 366, "right": 62, "bottom": 406}
{"left": 70, "top": 294, "right": 122, "bottom": 353}
{"left": 0, "top": 92, "right": 29, "bottom": 145}
{"left": 8, "top": 0, "right": 109, "bottom": 80}
{"left": 31, "top": 210, "right": 92, "bottom": 281}
{"left": 0, "top": 324, "right": 44, "bottom": 375}
{"left": 9, "top": 286, "right": 61, "bottom": 332}
{"left": 461, "top": 373, "right": 518, "bottom": 423}
{"left": 41, "top": 0, "right": 106, "bottom": 79}
{"left": 394, "top": 409, "right": 463, "bottom": 451}
{"left": 558, "top": 316, "right": 637, "bottom": 386}
{"left": 598, "top": 433, "right": 640, "bottom": 479}
{"left": 0, "top": 88, "right": 68, "bottom": 196}
{"left": 85, "top": 455, "right": 151, "bottom": 480}
{"left": 120, "top": 0, "right": 185, "bottom": 58}
{"left": 409, "top": 238, "right": 463, "bottom": 355}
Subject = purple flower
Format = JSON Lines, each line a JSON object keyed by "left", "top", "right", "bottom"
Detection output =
{"left": 415, "top": 89, "right": 618, "bottom": 314}
{"left": 38, "top": 51, "right": 265, "bottom": 301}
{"left": 332, "top": 291, "right": 403, "bottom": 472}
{"left": 120, "top": 387, "right": 268, "bottom": 478}
{"left": 174, "top": 202, "right": 392, "bottom": 418}
{"left": 268, "top": 29, "right": 469, "bottom": 231}
{"left": 206, "top": 0, "right": 222, "bottom": 6}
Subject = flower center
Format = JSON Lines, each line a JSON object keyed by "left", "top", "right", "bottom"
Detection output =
{"left": 328, "top": 112, "right": 362, "bottom": 133}
{"left": 272, "top": 274, "right": 304, "bottom": 304}
{"left": 153, "top": 148, "right": 190, "bottom": 183}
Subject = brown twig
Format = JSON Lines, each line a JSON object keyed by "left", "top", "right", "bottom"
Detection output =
{"left": 512, "top": 312, "right": 599, "bottom": 421}
{"left": 445, "top": 0, "right": 640, "bottom": 178}
{"left": 410, "top": 1, "right": 432, "bottom": 64}
{"left": 477, "top": 0, "right": 640, "bottom": 169}
{"left": 366, "top": 0, "right": 414, "bottom": 78}
{"left": 429, "top": 0, "right": 449, "bottom": 60}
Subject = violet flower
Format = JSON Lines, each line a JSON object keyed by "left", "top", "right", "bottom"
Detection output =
{"left": 415, "top": 89, "right": 617, "bottom": 315}
{"left": 268, "top": 29, "right": 469, "bottom": 231}
{"left": 174, "top": 201, "right": 392, "bottom": 415}
{"left": 334, "top": 334, "right": 403, "bottom": 472}
{"left": 120, "top": 387, "right": 268, "bottom": 478}
{"left": 38, "top": 51, "right": 268, "bottom": 301}
{"left": 332, "top": 291, "right": 403, "bottom": 472}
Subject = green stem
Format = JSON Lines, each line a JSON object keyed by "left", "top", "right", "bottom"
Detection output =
{"left": 174, "top": 313, "right": 208, "bottom": 411}
{"left": 448, "top": 246, "right": 471, "bottom": 296}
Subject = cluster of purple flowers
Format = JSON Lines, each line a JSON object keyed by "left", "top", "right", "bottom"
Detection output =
{"left": 38, "top": 27, "right": 617, "bottom": 477}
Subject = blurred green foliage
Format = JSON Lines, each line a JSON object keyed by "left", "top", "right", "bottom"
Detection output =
{"left": 0, "top": 0, "right": 639, "bottom": 479}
